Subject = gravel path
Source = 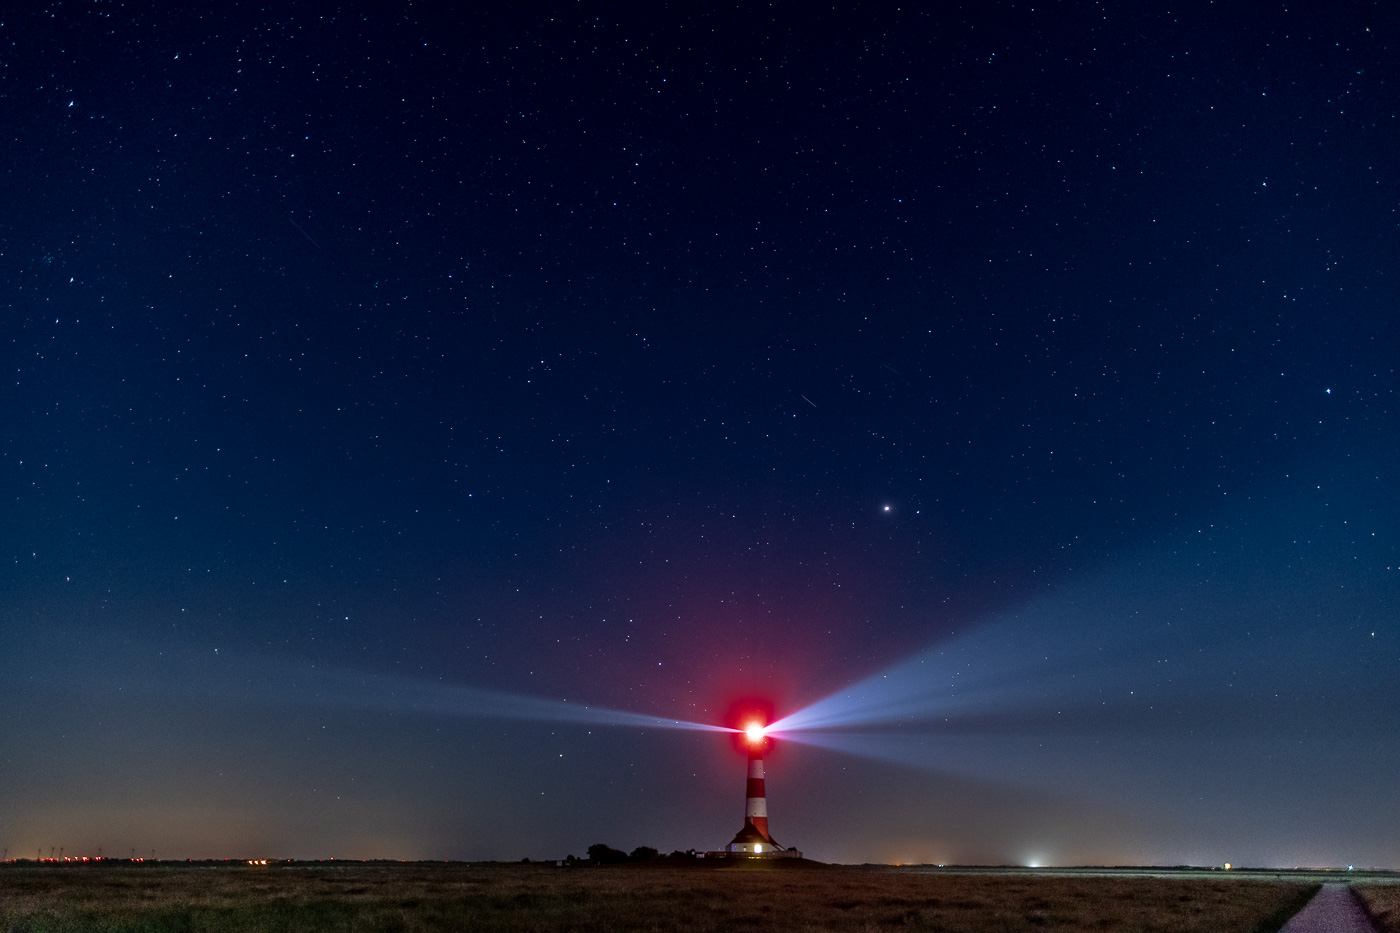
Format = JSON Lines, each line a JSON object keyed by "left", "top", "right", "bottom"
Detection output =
{"left": 1279, "top": 884, "right": 1379, "bottom": 933}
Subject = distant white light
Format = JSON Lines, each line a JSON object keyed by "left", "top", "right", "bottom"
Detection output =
{"left": 745, "top": 723, "right": 766, "bottom": 743}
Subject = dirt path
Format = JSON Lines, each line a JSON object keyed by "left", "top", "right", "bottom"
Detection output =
{"left": 1280, "top": 884, "right": 1379, "bottom": 933}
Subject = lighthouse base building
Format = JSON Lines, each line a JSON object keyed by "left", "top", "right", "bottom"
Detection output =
{"left": 724, "top": 822, "right": 799, "bottom": 858}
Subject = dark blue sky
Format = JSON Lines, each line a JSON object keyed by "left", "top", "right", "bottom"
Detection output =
{"left": 2, "top": 2, "right": 1397, "bottom": 866}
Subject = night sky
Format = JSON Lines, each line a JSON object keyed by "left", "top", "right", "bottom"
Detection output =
{"left": 3, "top": 3, "right": 1398, "bottom": 868}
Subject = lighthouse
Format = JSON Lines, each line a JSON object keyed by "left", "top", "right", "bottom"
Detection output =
{"left": 724, "top": 721, "right": 801, "bottom": 858}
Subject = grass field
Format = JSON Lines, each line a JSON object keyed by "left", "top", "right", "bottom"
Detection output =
{"left": 0, "top": 862, "right": 1320, "bottom": 932}
{"left": 1354, "top": 885, "right": 1400, "bottom": 933}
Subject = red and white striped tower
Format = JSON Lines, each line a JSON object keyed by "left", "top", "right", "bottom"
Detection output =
{"left": 745, "top": 743, "right": 771, "bottom": 842}
{"left": 727, "top": 724, "right": 786, "bottom": 854}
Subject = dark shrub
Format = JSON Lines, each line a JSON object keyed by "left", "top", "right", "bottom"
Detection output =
{"left": 586, "top": 844, "right": 627, "bottom": 864}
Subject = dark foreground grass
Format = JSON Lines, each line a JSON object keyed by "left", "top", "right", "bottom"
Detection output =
{"left": 1354, "top": 885, "right": 1400, "bottom": 933}
{"left": 0, "top": 863, "right": 1317, "bottom": 933}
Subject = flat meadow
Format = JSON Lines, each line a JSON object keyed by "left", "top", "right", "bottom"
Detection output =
{"left": 1354, "top": 885, "right": 1400, "bottom": 933}
{"left": 0, "top": 861, "right": 1323, "bottom": 933}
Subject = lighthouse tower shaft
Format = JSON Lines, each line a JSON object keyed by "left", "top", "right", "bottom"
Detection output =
{"left": 717, "top": 733, "right": 801, "bottom": 859}
{"left": 745, "top": 747, "right": 771, "bottom": 841}
{"left": 724, "top": 743, "right": 795, "bottom": 855}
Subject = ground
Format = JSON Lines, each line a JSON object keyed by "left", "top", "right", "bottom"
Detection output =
{"left": 0, "top": 861, "right": 1373, "bottom": 932}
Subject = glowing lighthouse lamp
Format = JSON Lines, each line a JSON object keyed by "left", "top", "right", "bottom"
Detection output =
{"left": 724, "top": 720, "right": 801, "bottom": 859}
